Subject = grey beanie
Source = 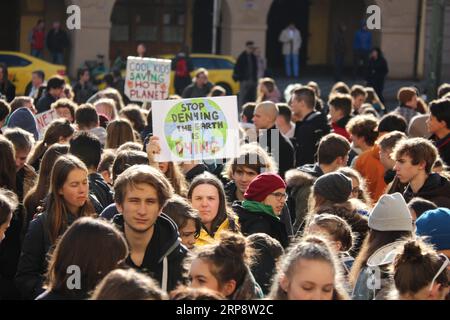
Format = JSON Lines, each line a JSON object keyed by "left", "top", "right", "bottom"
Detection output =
{"left": 368, "top": 193, "right": 413, "bottom": 232}
{"left": 313, "top": 172, "right": 352, "bottom": 203}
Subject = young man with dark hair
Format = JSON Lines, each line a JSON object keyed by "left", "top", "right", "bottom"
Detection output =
{"left": 75, "top": 104, "right": 107, "bottom": 146}
{"left": 69, "top": 131, "right": 113, "bottom": 210}
{"left": 378, "top": 130, "right": 407, "bottom": 192}
{"left": 112, "top": 164, "right": 187, "bottom": 291}
{"left": 393, "top": 137, "right": 450, "bottom": 208}
{"left": 328, "top": 93, "right": 353, "bottom": 141}
{"left": 73, "top": 68, "right": 97, "bottom": 105}
{"left": 290, "top": 86, "right": 330, "bottom": 166}
{"left": 427, "top": 98, "right": 450, "bottom": 166}
{"left": 286, "top": 133, "right": 350, "bottom": 231}
{"left": 346, "top": 115, "right": 385, "bottom": 201}
{"left": 276, "top": 103, "right": 295, "bottom": 139}
{"left": 378, "top": 113, "right": 407, "bottom": 134}
{"left": 394, "top": 87, "right": 419, "bottom": 124}
{"left": 36, "top": 75, "right": 65, "bottom": 113}
{"left": 350, "top": 85, "right": 367, "bottom": 115}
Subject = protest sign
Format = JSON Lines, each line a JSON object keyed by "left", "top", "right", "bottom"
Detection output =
{"left": 124, "top": 56, "right": 171, "bottom": 102}
{"left": 35, "top": 109, "right": 60, "bottom": 139}
{"left": 152, "top": 96, "right": 239, "bottom": 162}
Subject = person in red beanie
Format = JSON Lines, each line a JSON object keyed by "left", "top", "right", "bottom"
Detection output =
{"left": 232, "top": 173, "right": 289, "bottom": 247}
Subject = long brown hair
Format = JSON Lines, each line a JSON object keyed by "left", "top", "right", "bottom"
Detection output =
{"left": 45, "top": 154, "right": 96, "bottom": 244}
{"left": 164, "top": 162, "right": 188, "bottom": 197}
{"left": 24, "top": 144, "right": 69, "bottom": 218}
{"left": 0, "top": 136, "right": 16, "bottom": 192}
{"left": 349, "top": 229, "right": 412, "bottom": 286}
{"left": 105, "top": 119, "right": 136, "bottom": 149}
{"left": 46, "top": 217, "right": 128, "bottom": 298}
{"left": 269, "top": 235, "right": 349, "bottom": 300}
{"left": 188, "top": 172, "right": 239, "bottom": 237}
{"left": 27, "top": 118, "right": 74, "bottom": 168}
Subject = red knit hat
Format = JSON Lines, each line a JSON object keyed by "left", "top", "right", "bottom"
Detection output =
{"left": 244, "top": 173, "right": 287, "bottom": 202}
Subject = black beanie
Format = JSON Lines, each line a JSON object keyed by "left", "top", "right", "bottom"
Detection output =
{"left": 313, "top": 172, "right": 352, "bottom": 203}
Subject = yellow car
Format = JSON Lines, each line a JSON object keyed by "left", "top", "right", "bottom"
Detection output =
{"left": 159, "top": 53, "right": 240, "bottom": 95}
{"left": 0, "top": 51, "right": 68, "bottom": 95}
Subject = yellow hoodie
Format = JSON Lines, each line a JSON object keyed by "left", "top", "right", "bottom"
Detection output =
{"left": 195, "top": 216, "right": 239, "bottom": 246}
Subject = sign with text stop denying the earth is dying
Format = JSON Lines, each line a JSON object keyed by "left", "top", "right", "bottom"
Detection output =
{"left": 124, "top": 56, "right": 171, "bottom": 102}
{"left": 152, "top": 96, "right": 240, "bottom": 162}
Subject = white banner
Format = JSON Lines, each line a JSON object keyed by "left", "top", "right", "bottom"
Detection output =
{"left": 152, "top": 96, "right": 240, "bottom": 162}
{"left": 124, "top": 56, "right": 171, "bottom": 102}
{"left": 35, "top": 109, "right": 60, "bottom": 139}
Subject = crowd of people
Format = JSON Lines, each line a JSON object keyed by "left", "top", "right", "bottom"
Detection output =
{"left": 0, "top": 44, "right": 449, "bottom": 301}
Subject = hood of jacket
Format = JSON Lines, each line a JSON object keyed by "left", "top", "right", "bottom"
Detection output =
{"left": 404, "top": 173, "right": 450, "bottom": 207}
{"left": 285, "top": 166, "right": 318, "bottom": 190}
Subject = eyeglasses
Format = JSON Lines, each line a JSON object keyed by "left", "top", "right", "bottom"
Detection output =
{"left": 270, "top": 192, "right": 288, "bottom": 201}
{"left": 429, "top": 254, "right": 449, "bottom": 292}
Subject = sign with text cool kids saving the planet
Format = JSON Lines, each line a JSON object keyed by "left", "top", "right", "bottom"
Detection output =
{"left": 152, "top": 96, "right": 240, "bottom": 162}
{"left": 125, "top": 56, "right": 171, "bottom": 101}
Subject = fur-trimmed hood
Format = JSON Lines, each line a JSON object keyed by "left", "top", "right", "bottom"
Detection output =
{"left": 285, "top": 168, "right": 316, "bottom": 190}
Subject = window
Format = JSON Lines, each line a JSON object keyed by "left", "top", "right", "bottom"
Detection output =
{"left": 191, "top": 58, "right": 217, "bottom": 70}
{"left": 0, "top": 54, "right": 31, "bottom": 67}
{"left": 110, "top": 3, "right": 129, "bottom": 41}
{"left": 215, "top": 58, "right": 234, "bottom": 69}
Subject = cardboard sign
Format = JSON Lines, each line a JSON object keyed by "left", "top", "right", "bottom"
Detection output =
{"left": 152, "top": 96, "right": 240, "bottom": 162}
{"left": 124, "top": 56, "right": 171, "bottom": 102}
{"left": 35, "top": 109, "right": 60, "bottom": 139}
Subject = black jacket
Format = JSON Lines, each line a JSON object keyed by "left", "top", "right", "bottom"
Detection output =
{"left": 224, "top": 181, "right": 239, "bottom": 205}
{"left": 403, "top": 173, "right": 450, "bottom": 209}
{"left": 225, "top": 181, "right": 293, "bottom": 237}
{"left": 232, "top": 202, "right": 289, "bottom": 248}
{"left": 366, "top": 56, "right": 388, "bottom": 86}
{"left": 36, "top": 93, "right": 57, "bottom": 114}
{"left": 112, "top": 213, "right": 188, "bottom": 292}
{"left": 294, "top": 111, "right": 330, "bottom": 166}
{"left": 256, "top": 126, "right": 295, "bottom": 178}
{"left": 73, "top": 81, "right": 97, "bottom": 104}
{"left": 46, "top": 29, "right": 69, "bottom": 53}
{"left": 99, "top": 203, "right": 119, "bottom": 221}
{"left": 297, "top": 163, "right": 324, "bottom": 178}
{"left": 432, "top": 133, "right": 450, "bottom": 167}
{"left": 185, "top": 164, "right": 209, "bottom": 183}
{"left": 88, "top": 173, "right": 114, "bottom": 210}
{"left": 0, "top": 206, "right": 26, "bottom": 299}
{"left": 0, "top": 80, "right": 16, "bottom": 102}
{"left": 15, "top": 211, "right": 77, "bottom": 299}
{"left": 233, "top": 51, "right": 257, "bottom": 82}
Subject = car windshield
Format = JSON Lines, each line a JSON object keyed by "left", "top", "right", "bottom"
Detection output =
{"left": 0, "top": 54, "right": 31, "bottom": 67}
{"left": 191, "top": 57, "right": 234, "bottom": 70}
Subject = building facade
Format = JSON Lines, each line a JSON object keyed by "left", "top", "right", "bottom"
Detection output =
{"left": 3, "top": 0, "right": 449, "bottom": 81}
